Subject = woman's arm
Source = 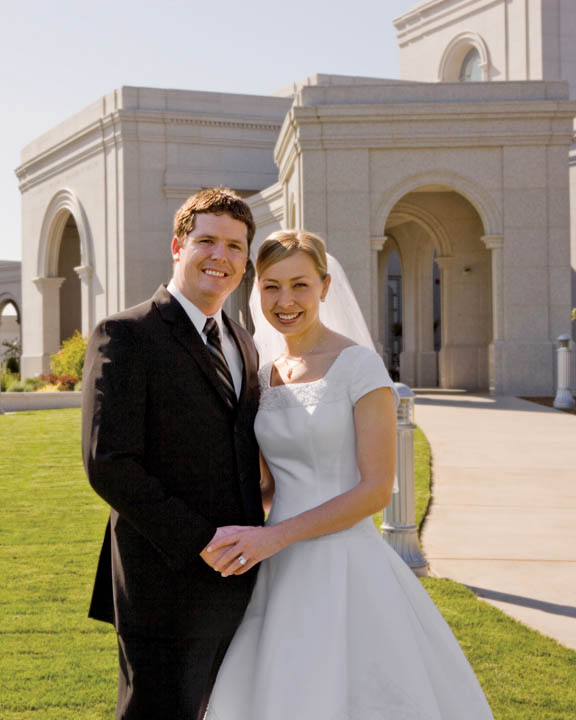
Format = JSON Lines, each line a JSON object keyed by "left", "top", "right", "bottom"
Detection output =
{"left": 207, "top": 386, "right": 397, "bottom": 576}
{"left": 260, "top": 453, "right": 275, "bottom": 515}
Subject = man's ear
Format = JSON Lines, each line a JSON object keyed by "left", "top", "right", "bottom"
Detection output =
{"left": 171, "top": 236, "right": 181, "bottom": 261}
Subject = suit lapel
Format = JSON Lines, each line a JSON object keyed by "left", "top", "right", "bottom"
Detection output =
{"left": 153, "top": 285, "right": 235, "bottom": 411}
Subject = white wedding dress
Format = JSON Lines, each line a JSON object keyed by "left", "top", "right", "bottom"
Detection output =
{"left": 206, "top": 345, "right": 494, "bottom": 720}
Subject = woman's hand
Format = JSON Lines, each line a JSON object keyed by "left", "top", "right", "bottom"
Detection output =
{"left": 205, "top": 525, "right": 286, "bottom": 576}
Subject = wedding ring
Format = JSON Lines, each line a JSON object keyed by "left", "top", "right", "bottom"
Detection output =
{"left": 238, "top": 555, "right": 247, "bottom": 566}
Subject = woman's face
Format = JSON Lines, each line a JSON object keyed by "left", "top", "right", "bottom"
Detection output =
{"left": 258, "top": 250, "right": 330, "bottom": 337}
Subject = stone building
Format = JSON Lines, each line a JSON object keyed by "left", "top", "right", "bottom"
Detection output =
{"left": 14, "top": 0, "right": 576, "bottom": 394}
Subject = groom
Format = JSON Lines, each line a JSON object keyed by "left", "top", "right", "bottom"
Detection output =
{"left": 82, "top": 188, "right": 264, "bottom": 719}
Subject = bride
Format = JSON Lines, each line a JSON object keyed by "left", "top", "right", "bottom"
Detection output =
{"left": 204, "top": 230, "right": 494, "bottom": 719}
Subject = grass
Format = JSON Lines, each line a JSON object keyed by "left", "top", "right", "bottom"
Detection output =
{"left": 1, "top": 409, "right": 576, "bottom": 718}
{"left": 0, "top": 409, "right": 117, "bottom": 718}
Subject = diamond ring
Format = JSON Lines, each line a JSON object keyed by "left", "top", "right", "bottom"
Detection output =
{"left": 238, "top": 555, "right": 247, "bottom": 566}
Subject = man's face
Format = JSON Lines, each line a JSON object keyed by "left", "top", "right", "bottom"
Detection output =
{"left": 171, "top": 212, "right": 249, "bottom": 314}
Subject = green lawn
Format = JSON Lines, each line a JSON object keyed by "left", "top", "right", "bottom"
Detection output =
{"left": 1, "top": 409, "right": 575, "bottom": 718}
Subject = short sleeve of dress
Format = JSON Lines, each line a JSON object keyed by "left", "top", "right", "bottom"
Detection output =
{"left": 348, "top": 347, "right": 399, "bottom": 408}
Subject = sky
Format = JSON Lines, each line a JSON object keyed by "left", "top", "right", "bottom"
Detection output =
{"left": 0, "top": 0, "right": 415, "bottom": 262}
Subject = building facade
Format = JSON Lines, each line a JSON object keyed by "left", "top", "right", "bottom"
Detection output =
{"left": 14, "top": 0, "right": 576, "bottom": 394}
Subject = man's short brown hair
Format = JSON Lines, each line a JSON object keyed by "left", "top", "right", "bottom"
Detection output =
{"left": 173, "top": 188, "right": 255, "bottom": 248}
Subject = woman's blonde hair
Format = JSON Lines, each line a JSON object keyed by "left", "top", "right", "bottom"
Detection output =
{"left": 256, "top": 230, "right": 328, "bottom": 279}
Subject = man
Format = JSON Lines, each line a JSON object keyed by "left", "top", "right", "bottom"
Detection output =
{"left": 82, "top": 188, "right": 264, "bottom": 720}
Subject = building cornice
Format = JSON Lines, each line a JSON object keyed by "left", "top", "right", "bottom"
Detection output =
{"left": 16, "top": 108, "right": 284, "bottom": 193}
{"left": 247, "top": 182, "right": 285, "bottom": 227}
{"left": 277, "top": 100, "right": 576, "bottom": 152}
{"left": 394, "top": 0, "right": 502, "bottom": 46}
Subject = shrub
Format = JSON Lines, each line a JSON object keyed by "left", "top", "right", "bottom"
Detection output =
{"left": 22, "top": 376, "right": 48, "bottom": 391}
{"left": 1, "top": 370, "right": 19, "bottom": 391}
{"left": 56, "top": 375, "right": 77, "bottom": 391}
{"left": 7, "top": 380, "right": 25, "bottom": 392}
{"left": 50, "top": 331, "right": 88, "bottom": 381}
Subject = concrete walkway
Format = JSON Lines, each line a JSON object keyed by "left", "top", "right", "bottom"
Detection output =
{"left": 414, "top": 390, "right": 576, "bottom": 651}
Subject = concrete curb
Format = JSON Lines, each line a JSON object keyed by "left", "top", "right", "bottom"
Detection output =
{"left": 0, "top": 391, "right": 81, "bottom": 412}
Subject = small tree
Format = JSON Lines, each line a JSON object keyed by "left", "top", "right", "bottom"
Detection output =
{"left": 50, "top": 331, "right": 88, "bottom": 381}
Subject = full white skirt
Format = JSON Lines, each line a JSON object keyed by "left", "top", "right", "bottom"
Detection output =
{"left": 206, "top": 521, "right": 493, "bottom": 720}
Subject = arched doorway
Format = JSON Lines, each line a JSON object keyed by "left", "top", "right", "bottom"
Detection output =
{"left": 28, "top": 190, "right": 95, "bottom": 375}
{"left": 379, "top": 187, "right": 491, "bottom": 391}
{"left": 0, "top": 298, "right": 21, "bottom": 373}
{"left": 57, "top": 214, "right": 82, "bottom": 343}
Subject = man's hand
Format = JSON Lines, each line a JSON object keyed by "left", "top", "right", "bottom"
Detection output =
{"left": 199, "top": 525, "right": 254, "bottom": 570}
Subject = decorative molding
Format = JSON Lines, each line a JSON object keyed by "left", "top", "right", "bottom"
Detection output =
{"left": 387, "top": 201, "right": 453, "bottom": 256}
{"left": 438, "top": 31, "right": 491, "bottom": 82}
{"left": 370, "top": 236, "right": 388, "bottom": 252}
{"left": 394, "top": 0, "right": 497, "bottom": 44}
{"left": 33, "top": 276, "right": 65, "bottom": 290}
{"left": 37, "top": 189, "right": 94, "bottom": 278}
{"left": 480, "top": 234, "right": 504, "bottom": 250}
{"left": 374, "top": 170, "right": 503, "bottom": 239}
{"left": 74, "top": 264, "right": 93, "bottom": 282}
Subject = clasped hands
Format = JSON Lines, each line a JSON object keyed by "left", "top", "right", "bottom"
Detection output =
{"left": 200, "top": 524, "right": 284, "bottom": 577}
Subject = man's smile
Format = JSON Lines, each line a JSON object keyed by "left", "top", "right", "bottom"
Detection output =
{"left": 203, "top": 268, "right": 229, "bottom": 278}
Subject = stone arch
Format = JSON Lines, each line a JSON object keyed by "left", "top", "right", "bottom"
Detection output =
{"left": 387, "top": 201, "right": 453, "bottom": 257}
{"left": 376, "top": 181, "right": 492, "bottom": 391}
{"left": 373, "top": 170, "right": 502, "bottom": 240}
{"left": 37, "top": 189, "right": 94, "bottom": 278}
{"left": 34, "top": 190, "right": 95, "bottom": 354}
{"left": 0, "top": 294, "right": 22, "bottom": 372}
{"left": 438, "top": 31, "right": 491, "bottom": 82}
{"left": 0, "top": 294, "right": 21, "bottom": 324}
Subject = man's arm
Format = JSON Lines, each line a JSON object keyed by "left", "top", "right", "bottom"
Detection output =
{"left": 82, "top": 318, "right": 216, "bottom": 570}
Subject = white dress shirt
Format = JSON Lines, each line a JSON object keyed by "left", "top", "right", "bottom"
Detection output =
{"left": 167, "top": 280, "right": 243, "bottom": 398}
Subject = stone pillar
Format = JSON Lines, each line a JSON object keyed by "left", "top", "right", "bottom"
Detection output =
{"left": 434, "top": 256, "right": 451, "bottom": 388}
{"left": 382, "top": 383, "right": 427, "bottom": 576}
{"left": 554, "top": 335, "right": 575, "bottom": 409}
{"left": 371, "top": 236, "right": 388, "bottom": 355}
{"left": 32, "top": 277, "right": 65, "bottom": 373}
{"left": 74, "top": 264, "right": 94, "bottom": 337}
{"left": 416, "top": 248, "right": 437, "bottom": 387}
{"left": 481, "top": 235, "right": 504, "bottom": 394}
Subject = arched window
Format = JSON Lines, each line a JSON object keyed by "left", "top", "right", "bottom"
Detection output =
{"left": 438, "top": 32, "right": 490, "bottom": 82}
{"left": 459, "top": 48, "right": 482, "bottom": 82}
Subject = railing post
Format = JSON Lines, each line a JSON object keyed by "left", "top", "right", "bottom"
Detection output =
{"left": 553, "top": 334, "right": 575, "bottom": 410}
{"left": 381, "top": 383, "right": 427, "bottom": 576}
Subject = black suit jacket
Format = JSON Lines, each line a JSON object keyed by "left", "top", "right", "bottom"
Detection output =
{"left": 82, "top": 285, "right": 263, "bottom": 639}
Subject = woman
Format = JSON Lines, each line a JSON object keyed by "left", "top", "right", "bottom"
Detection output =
{"left": 205, "top": 230, "right": 494, "bottom": 719}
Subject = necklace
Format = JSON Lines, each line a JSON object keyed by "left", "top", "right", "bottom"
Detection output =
{"left": 279, "top": 333, "right": 331, "bottom": 380}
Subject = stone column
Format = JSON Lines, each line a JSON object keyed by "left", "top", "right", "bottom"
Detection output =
{"left": 32, "top": 277, "right": 65, "bottom": 373}
{"left": 416, "top": 248, "right": 437, "bottom": 387}
{"left": 481, "top": 235, "right": 504, "bottom": 394}
{"left": 370, "top": 236, "right": 388, "bottom": 355}
{"left": 74, "top": 264, "right": 94, "bottom": 337}
{"left": 382, "top": 383, "right": 427, "bottom": 576}
{"left": 434, "top": 256, "right": 451, "bottom": 388}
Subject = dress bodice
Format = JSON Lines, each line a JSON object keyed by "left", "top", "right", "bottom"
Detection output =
{"left": 255, "top": 345, "right": 398, "bottom": 526}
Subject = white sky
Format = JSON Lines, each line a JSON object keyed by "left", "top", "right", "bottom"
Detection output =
{"left": 0, "top": 0, "right": 415, "bottom": 262}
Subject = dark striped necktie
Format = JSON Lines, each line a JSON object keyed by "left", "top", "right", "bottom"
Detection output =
{"left": 203, "top": 317, "right": 237, "bottom": 409}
